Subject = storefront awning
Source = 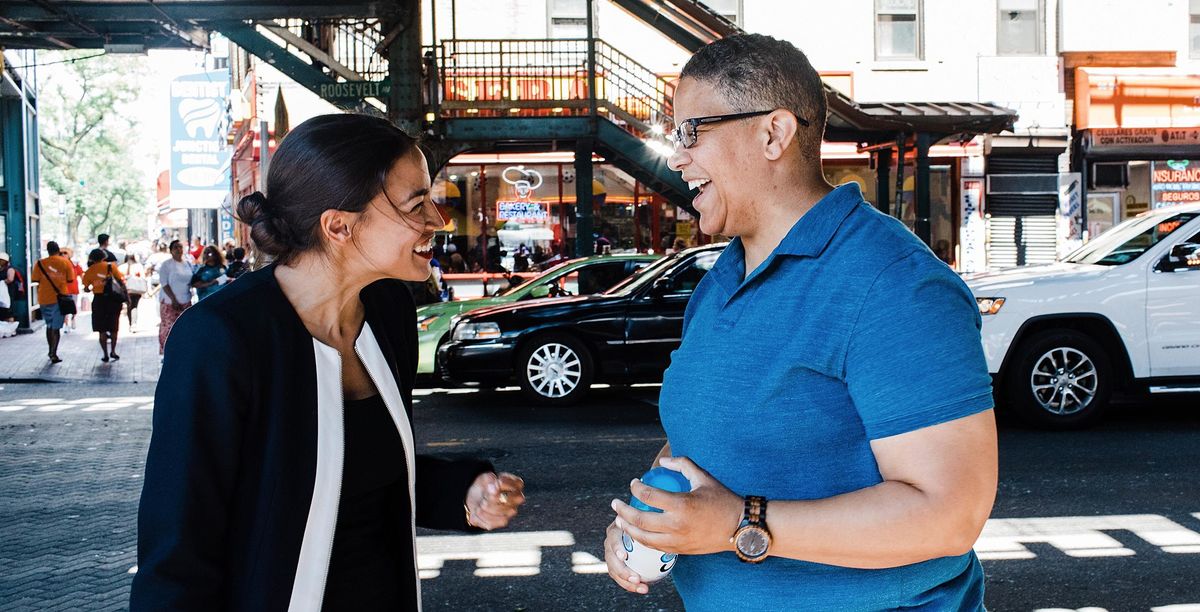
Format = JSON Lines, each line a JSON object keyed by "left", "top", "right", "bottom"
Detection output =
{"left": 825, "top": 90, "right": 1018, "bottom": 144}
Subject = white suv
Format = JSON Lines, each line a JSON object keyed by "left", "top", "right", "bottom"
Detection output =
{"left": 966, "top": 203, "right": 1200, "bottom": 429}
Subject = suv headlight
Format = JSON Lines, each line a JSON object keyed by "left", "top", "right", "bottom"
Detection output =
{"left": 976, "top": 297, "right": 1005, "bottom": 315}
{"left": 453, "top": 321, "right": 501, "bottom": 341}
{"left": 417, "top": 314, "right": 440, "bottom": 332}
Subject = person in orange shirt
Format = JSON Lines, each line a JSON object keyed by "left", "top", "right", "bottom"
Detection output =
{"left": 60, "top": 247, "right": 84, "bottom": 333}
{"left": 82, "top": 248, "right": 127, "bottom": 363}
{"left": 30, "top": 241, "right": 76, "bottom": 364}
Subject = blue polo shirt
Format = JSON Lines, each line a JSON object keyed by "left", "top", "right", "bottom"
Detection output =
{"left": 659, "top": 183, "right": 993, "bottom": 611}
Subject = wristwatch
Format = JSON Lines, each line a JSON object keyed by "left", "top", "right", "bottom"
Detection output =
{"left": 731, "top": 495, "right": 771, "bottom": 563}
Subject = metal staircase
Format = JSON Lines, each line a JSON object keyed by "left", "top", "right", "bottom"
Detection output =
{"left": 427, "top": 37, "right": 689, "bottom": 206}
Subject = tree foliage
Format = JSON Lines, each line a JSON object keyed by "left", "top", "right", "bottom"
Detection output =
{"left": 38, "top": 51, "right": 151, "bottom": 246}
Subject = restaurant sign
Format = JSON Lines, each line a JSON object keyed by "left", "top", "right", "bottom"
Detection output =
{"left": 496, "top": 201, "right": 548, "bottom": 224}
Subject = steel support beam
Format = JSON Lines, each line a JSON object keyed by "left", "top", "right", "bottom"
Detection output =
{"left": 256, "top": 22, "right": 362, "bottom": 82}
{"left": 575, "top": 138, "right": 595, "bottom": 257}
{"left": 384, "top": 4, "right": 422, "bottom": 135}
{"left": 874, "top": 148, "right": 891, "bottom": 215}
{"left": 915, "top": 132, "right": 932, "bottom": 246}
{"left": 0, "top": 3, "right": 386, "bottom": 22}
{"left": 212, "top": 21, "right": 360, "bottom": 112}
{"left": 608, "top": 0, "right": 708, "bottom": 52}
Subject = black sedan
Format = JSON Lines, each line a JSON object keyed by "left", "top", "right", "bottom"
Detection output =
{"left": 438, "top": 244, "right": 726, "bottom": 404}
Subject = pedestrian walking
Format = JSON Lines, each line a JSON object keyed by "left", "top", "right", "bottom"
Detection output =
{"left": 82, "top": 249, "right": 127, "bottom": 362}
{"left": 188, "top": 237, "right": 203, "bottom": 264}
{"left": 189, "top": 245, "right": 226, "bottom": 301}
{"left": 0, "top": 263, "right": 11, "bottom": 326}
{"left": 605, "top": 34, "right": 996, "bottom": 610}
{"left": 30, "top": 241, "right": 76, "bottom": 364}
{"left": 97, "top": 233, "right": 119, "bottom": 263}
{"left": 59, "top": 247, "right": 83, "bottom": 333}
{"left": 121, "top": 253, "right": 149, "bottom": 329}
{"left": 156, "top": 240, "right": 193, "bottom": 355}
{"left": 0, "top": 251, "right": 24, "bottom": 322}
{"left": 225, "top": 246, "right": 249, "bottom": 280}
{"left": 131, "top": 113, "right": 527, "bottom": 611}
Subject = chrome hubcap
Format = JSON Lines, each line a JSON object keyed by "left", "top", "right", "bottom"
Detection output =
{"left": 526, "top": 343, "right": 582, "bottom": 398}
{"left": 1030, "top": 347, "right": 1098, "bottom": 416}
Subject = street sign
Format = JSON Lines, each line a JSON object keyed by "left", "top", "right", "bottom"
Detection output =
{"left": 317, "top": 80, "right": 391, "bottom": 101}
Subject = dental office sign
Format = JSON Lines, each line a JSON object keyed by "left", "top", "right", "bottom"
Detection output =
{"left": 170, "top": 71, "right": 231, "bottom": 209}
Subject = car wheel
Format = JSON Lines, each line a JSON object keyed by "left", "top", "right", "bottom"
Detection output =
{"left": 518, "top": 333, "right": 593, "bottom": 405}
{"left": 1005, "top": 329, "right": 1113, "bottom": 430}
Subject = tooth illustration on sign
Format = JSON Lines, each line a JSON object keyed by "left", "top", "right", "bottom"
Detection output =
{"left": 178, "top": 98, "right": 223, "bottom": 139}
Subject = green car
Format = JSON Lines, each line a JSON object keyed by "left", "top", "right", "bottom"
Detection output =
{"left": 417, "top": 253, "right": 659, "bottom": 376}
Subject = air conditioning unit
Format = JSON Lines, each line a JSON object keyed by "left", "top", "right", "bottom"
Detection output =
{"left": 1090, "top": 162, "right": 1129, "bottom": 189}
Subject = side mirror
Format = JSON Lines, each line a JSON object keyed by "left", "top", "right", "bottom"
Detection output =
{"left": 1167, "top": 243, "right": 1200, "bottom": 270}
{"left": 1159, "top": 243, "right": 1199, "bottom": 272}
{"left": 650, "top": 277, "right": 671, "bottom": 299}
{"left": 529, "top": 285, "right": 551, "bottom": 299}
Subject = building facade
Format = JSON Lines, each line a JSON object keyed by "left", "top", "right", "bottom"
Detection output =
{"left": 1, "top": 49, "right": 41, "bottom": 329}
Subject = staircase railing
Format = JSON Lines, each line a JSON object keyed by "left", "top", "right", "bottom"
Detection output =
{"left": 430, "top": 38, "right": 676, "bottom": 139}
{"left": 253, "top": 18, "right": 389, "bottom": 83}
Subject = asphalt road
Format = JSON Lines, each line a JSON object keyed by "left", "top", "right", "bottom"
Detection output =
{"left": 1, "top": 381, "right": 1198, "bottom": 611}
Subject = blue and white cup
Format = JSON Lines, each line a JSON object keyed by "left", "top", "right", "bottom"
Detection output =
{"left": 621, "top": 466, "right": 692, "bottom": 582}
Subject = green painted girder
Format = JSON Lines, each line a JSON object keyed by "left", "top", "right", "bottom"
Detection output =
{"left": 211, "top": 21, "right": 363, "bottom": 112}
{"left": 441, "top": 116, "right": 597, "bottom": 141}
{"left": 440, "top": 116, "right": 695, "bottom": 212}
{"left": 0, "top": 2, "right": 388, "bottom": 22}
{"left": 608, "top": 0, "right": 708, "bottom": 52}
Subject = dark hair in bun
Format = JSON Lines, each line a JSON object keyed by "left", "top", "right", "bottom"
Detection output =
{"left": 235, "top": 113, "right": 419, "bottom": 265}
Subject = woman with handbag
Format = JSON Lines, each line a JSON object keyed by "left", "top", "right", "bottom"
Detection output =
{"left": 82, "top": 248, "right": 127, "bottom": 362}
{"left": 121, "top": 253, "right": 149, "bottom": 329}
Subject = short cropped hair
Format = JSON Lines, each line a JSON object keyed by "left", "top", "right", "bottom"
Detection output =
{"left": 680, "top": 34, "right": 828, "bottom": 160}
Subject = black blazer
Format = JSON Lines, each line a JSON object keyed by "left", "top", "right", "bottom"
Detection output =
{"left": 130, "top": 265, "right": 491, "bottom": 611}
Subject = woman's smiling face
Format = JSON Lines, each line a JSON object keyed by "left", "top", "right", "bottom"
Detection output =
{"left": 349, "top": 148, "right": 446, "bottom": 282}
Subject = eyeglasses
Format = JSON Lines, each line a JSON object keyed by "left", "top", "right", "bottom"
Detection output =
{"left": 671, "top": 109, "right": 810, "bottom": 149}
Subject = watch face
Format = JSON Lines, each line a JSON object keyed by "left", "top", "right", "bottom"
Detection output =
{"left": 736, "top": 527, "right": 770, "bottom": 558}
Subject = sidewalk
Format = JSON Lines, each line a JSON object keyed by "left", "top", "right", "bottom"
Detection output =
{"left": 0, "top": 302, "right": 163, "bottom": 384}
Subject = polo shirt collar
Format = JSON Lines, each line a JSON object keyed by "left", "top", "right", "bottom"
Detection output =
{"left": 707, "top": 182, "right": 865, "bottom": 297}
{"left": 775, "top": 182, "right": 864, "bottom": 258}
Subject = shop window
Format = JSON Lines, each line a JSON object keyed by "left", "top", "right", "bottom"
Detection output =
{"left": 548, "top": 0, "right": 591, "bottom": 38}
{"left": 875, "top": 0, "right": 923, "bottom": 60}
{"left": 997, "top": 0, "right": 1044, "bottom": 56}
{"left": 1191, "top": 0, "right": 1200, "bottom": 58}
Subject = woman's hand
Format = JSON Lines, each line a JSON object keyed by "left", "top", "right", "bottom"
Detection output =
{"left": 604, "top": 519, "right": 650, "bottom": 594}
{"left": 464, "top": 472, "right": 526, "bottom": 530}
{"left": 610, "top": 456, "right": 742, "bottom": 556}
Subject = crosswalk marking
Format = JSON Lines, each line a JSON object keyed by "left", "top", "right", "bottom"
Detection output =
{"left": 976, "top": 514, "right": 1200, "bottom": 560}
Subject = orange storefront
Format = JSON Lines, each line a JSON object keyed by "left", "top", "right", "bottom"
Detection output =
{"left": 1075, "top": 68, "right": 1200, "bottom": 237}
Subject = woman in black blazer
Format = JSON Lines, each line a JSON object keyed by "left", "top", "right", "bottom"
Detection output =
{"left": 131, "top": 114, "right": 526, "bottom": 611}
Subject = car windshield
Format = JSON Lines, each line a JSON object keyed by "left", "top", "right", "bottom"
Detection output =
{"left": 494, "top": 259, "right": 580, "bottom": 296}
{"left": 1063, "top": 211, "right": 1200, "bottom": 265}
{"left": 603, "top": 251, "right": 689, "bottom": 296}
